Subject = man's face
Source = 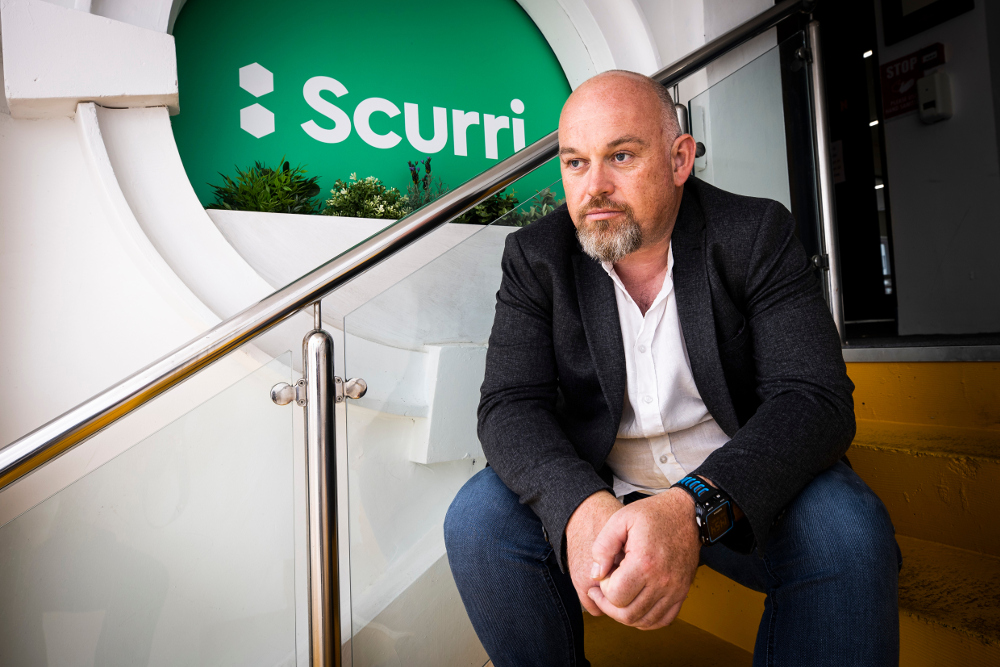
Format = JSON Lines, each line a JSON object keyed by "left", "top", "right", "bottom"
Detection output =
{"left": 558, "top": 76, "right": 690, "bottom": 263}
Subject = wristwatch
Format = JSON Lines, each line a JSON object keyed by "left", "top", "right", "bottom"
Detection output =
{"left": 671, "top": 475, "right": 735, "bottom": 545}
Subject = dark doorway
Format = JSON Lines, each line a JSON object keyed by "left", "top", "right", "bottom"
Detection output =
{"left": 813, "top": 0, "right": 899, "bottom": 339}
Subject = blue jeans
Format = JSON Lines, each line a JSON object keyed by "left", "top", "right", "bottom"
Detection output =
{"left": 444, "top": 462, "right": 900, "bottom": 666}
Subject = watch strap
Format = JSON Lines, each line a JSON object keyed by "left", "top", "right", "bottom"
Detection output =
{"left": 673, "top": 475, "right": 714, "bottom": 502}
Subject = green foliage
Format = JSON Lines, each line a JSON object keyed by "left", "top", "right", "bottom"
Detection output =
{"left": 204, "top": 155, "right": 562, "bottom": 226}
{"left": 454, "top": 187, "right": 565, "bottom": 226}
{"left": 322, "top": 173, "right": 408, "bottom": 219}
{"left": 404, "top": 157, "right": 450, "bottom": 212}
{"left": 454, "top": 189, "right": 521, "bottom": 225}
{"left": 208, "top": 158, "right": 321, "bottom": 214}
{"left": 502, "top": 188, "right": 564, "bottom": 227}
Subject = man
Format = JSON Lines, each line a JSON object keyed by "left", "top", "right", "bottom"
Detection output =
{"left": 445, "top": 71, "right": 899, "bottom": 666}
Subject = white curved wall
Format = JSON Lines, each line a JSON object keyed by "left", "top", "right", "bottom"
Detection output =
{"left": 94, "top": 105, "right": 274, "bottom": 320}
{"left": 0, "top": 84, "right": 249, "bottom": 450}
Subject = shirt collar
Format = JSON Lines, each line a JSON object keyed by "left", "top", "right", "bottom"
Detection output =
{"left": 601, "top": 243, "right": 674, "bottom": 308}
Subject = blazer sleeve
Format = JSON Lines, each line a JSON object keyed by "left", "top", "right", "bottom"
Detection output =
{"left": 693, "top": 201, "right": 856, "bottom": 551}
{"left": 478, "top": 231, "right": 611, "bottom": 570}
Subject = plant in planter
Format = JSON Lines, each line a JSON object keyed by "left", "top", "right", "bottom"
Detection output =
{"left": 404, "top": 158, "right": 449, "bottom": 212}
{"left": 454, "top": 188, "right": 520, "bottom": 225}
{"left": 322, "top": 173, "right": 408, "bottom": 219}
{"left": 208, "top": 158, "right": 322, "bottom": 214}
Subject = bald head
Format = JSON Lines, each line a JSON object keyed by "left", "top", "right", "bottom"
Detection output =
{"left": 563, "top": 70, "right": 681, "bottom": 146}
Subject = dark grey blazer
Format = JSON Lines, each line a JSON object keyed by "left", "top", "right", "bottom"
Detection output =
{"left": 477, "top": 177, "right": 855, "bottom": 568}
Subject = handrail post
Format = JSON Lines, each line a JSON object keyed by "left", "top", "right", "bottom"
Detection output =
{"left": 806, "top": 19, "right": 846, "bottom": 341}
{"left": 303, "top": 302, "right": 341, "bottom": 667}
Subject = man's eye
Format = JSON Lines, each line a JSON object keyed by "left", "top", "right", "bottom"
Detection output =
{"left": 613, "top": 152, "right": 630, "bottom": 163}
{"left": 568, "top": 159, "right": 582, "bottom": 168}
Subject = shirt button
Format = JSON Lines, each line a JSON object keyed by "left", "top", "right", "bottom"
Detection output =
{"left": 659, "top": 455, "right": 668, "bottom": 464}
{"left": 644, "top": 395, "right": 654, "bottom": 404}
{"left": 638, "top": 344, "right": 647, "bottom": 353}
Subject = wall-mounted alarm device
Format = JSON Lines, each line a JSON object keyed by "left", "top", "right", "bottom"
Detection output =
{"left": 917, "top": 71, "right": 952, "bottom": 124}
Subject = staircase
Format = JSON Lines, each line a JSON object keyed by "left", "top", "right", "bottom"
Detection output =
{"left": 593, "top": 360, "right": 1000, "bottom": 665}
{"left": 847, "top": 360, "right": 1000, "bottom": 666}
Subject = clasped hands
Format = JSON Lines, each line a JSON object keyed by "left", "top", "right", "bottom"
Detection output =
{"left": 565, "top": 488, "right": 701, "bottom": 630}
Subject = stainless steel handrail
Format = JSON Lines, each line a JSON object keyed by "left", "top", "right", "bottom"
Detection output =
{"left": 0, "top": 0, "right": 813, "bottom": 492}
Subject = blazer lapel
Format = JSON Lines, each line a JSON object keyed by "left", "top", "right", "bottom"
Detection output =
{"left": 671, "top": 191, "right": 741, "bottom": 437}
{"left": 573, "top": 252, "right": 626, "bottom": 428}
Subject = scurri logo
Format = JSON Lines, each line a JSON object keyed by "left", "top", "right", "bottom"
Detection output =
{"left": 237, "top": 63, "right": 527, "bottom": 159}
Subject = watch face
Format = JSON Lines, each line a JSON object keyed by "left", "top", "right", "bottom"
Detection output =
{"left": 706, "top": 503, "right": 733, "bottom": 542}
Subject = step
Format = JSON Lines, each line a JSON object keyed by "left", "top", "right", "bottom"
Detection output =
{"left": 480, "top": 593, "right": 754, "bottom": 667}
{"left": 850, "top": 419, "right": 1000, "bottom": 557}
{"left": 674, "top": 535, "right": 1000, "bottom": 666}
{"left": 678, "top": 564, "right": 765, "bottom": 653}
{"left": 897, "top": 535, "right": 1000, "bottom": 666}
{"left": 846, "top": 361, "right": 999, "bottom": 432}
{"left": 482, "top": 615, "right": 752, "bottom": 667}
{"left": 584, "top": 614, "right": 752, "bottom": 666}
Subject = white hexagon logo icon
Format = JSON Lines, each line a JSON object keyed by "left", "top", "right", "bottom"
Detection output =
{"left": 239, "top": 63, "right": 273, "bottom": 97}
{"left": 241, "top": 103, "right": 274, "bottom": 138}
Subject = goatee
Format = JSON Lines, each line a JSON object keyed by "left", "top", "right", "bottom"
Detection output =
{"left": 575, "top": 197, "right": 643, "bottom": 263}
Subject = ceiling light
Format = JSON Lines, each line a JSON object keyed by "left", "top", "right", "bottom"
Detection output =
{"left": 875, "top": 184, "right": 884, "bottom": 190}
{"left": 870, "top": 120, "right": 879, "bottom": 126}
{"left": 863, "top": 50, "right": 873, "bottom": 58}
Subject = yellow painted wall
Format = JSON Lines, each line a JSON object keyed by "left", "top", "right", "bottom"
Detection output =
{"left": 847, "top": 362, "right": 1000, "bottom": 430}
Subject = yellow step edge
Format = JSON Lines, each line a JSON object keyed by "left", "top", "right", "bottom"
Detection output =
{"left": 853, "top": 419, "right": 1000, "bottom": 460}
{"left": 896, "top": 535, "right": 1000, "bottom": 650}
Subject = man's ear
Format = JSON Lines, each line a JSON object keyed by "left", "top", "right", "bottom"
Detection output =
{"left": 672, "top": 134, "right": 697, "bottom": 186}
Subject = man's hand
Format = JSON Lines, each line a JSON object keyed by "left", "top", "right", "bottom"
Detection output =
{"left": 565, "top": 491, "right": 623, "bottom": 616}
{"left": 587, "top": 488, "right": 701, "bottom": 630}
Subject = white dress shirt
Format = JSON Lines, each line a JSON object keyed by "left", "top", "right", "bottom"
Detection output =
{"left": 602, "top": 244, "right": 730, "bottom": 499}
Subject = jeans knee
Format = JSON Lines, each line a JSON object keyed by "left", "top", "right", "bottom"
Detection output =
{"left": 778, "top": 463, "right": 899, "bottom": 583}
{"left": 444, "top": 467, "right": 548, "bottom": 574}
{"left": 445, "top": 468, "right": 509, "bottom": 565}
{"left": 834, "top": 504, "right": 898, "bottom": 581}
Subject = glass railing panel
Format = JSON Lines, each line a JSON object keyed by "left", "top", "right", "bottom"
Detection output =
{"left": 340, "top": 161, "right": 563, "bottom": 667}
{"left": 0, "top": 353, "right": 298, "bottom": 667}
{"left": 489, "top": 180, "right": 564, "bottom": 228}
{"left": 319, "top": 172, "right": 563, "bottom": 352}
{"left": 687, "top": 31, "right": 823, "bottom": 263}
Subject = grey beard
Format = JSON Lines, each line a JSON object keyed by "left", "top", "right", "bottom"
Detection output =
{"left": 576, "top": 214, "right": 643, "bottom": 264}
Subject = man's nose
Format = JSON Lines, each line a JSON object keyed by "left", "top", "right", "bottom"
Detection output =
{"left": 585, "top": 161, "right": 614, "bottom": 198}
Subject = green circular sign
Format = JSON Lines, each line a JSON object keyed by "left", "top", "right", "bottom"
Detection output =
{"left": 171, "top": 0, "right": 571, "bottom": 211}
